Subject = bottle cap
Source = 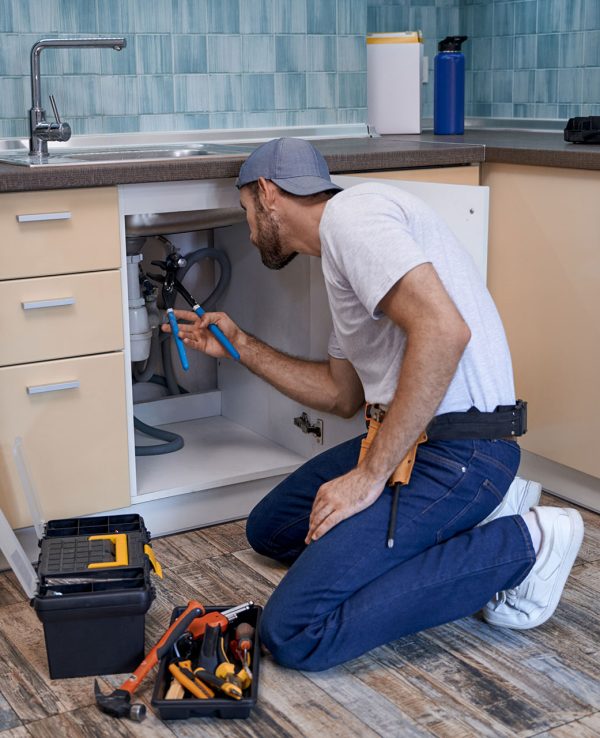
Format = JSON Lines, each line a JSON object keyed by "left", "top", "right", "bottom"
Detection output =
{"left": 438, "top": 36, "right": 468, "bottom": 52}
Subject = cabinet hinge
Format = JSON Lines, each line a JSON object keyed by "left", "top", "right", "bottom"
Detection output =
{"left": 293, "top": 412, "right": 324, "bottom": 444}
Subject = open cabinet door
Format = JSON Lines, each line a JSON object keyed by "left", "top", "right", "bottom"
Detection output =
{"left": 331, "top": 175, "right": 489, "bottom": 280}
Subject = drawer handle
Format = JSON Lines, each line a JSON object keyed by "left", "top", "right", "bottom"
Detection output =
{"left": 22, "top": 297, "right": 76, "bottom": 310}
{"left": 27, "top": 380, "right": 80, "bottom": 395}
{"left": 16, "top": 211, "right": 72, "bottom": 223}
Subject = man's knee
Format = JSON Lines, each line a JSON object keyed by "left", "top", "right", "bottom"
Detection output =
{"left": 259, "top": 600, "right": 332, "bottom": 672}
{"left": 245, "top": 500, "right": 273, "bottom": 556}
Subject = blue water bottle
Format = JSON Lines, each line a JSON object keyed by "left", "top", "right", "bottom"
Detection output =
{"left": 434, "top": 35, "right": 468, "bottom": 135}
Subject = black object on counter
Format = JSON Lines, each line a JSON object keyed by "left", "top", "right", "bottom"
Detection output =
{"left": 564, "top": 116, "right": 600, "bottom": 144}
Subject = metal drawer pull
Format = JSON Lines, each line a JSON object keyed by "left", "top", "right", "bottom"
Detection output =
{"left": 22, "top": 297, "right": 76, "bottom": 310}
{"left": 16, "top": 211, "right": 72, "bottom": 223}
{"left": 27, "top": 380, "right": 80, "bottom": 395}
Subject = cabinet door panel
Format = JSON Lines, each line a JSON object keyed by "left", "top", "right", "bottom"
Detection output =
{"left": 331, "top": 175, "right": 489, "bottom": 280}
{"left": 0, "top": 270, "right": 124, "bottom": 366}
{"left": 483, "top": 163, "right": 600, "bottom": 477}
{"left": 0, "top": 352, "right": 130, "bottom": 528}
{"left": 0, "top": 188, "right": 120, "bottom": 279}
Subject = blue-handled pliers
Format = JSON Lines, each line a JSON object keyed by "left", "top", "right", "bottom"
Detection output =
{"left": 151, "top": 256, "right": 240, "bottom": 372}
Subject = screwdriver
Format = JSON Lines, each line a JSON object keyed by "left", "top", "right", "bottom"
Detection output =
{"left": 235, "top": 622, "right": 255, "bottom": 680}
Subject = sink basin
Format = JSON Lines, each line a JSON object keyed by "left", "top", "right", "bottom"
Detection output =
{"left": 0, "top": 142, "right": 253, "bottom": 167}
{"left": 64, "top": 147, "right": 212, "bottom": 162}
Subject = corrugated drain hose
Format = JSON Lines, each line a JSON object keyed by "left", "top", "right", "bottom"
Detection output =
{"left": 134, "top": 416, "right": 184, "bottom": 456}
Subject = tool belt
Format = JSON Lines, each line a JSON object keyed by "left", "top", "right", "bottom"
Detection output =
{"left": 359, "top": 400, "right": 527, "bottom": 486}
{"left": 368, "top": 399, "right": 528, "bottom": 441}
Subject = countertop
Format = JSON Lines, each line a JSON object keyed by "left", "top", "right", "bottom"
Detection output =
{"left": 1, "top": 129, "right": 599, "bottom": 194}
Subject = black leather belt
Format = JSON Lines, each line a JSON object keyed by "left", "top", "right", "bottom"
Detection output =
{"left": 365, "top": 400, "right": 527, "bottom": 441}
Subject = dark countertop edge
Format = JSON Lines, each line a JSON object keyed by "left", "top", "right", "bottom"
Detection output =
{"left": 3, "top": 128, "right": 600, "bottom": 193}
{"left": 483, "top": 145, "right": 600, "bottom": 170}
{"left": 0, "top": 145, "right": 485, "bottom": 194}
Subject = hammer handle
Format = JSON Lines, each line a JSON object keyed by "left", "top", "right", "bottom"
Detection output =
{"left": 119, "top": 599, "right": 205, "bottom": 696}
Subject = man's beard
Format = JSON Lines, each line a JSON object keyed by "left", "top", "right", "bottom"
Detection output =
{"left": 254, "top": 201, "right": 298, "bottom": 270}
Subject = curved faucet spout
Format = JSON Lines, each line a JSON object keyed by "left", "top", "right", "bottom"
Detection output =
{"left": 29, "top": 37, "right": 127, "bottom": 156}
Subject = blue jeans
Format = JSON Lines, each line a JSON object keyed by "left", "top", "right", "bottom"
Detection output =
{"left": 246, "top": 436, "right": 536, "bottom": 671}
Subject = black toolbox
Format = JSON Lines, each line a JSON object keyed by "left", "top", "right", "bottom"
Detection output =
{"left": 32, "top": 514, "right": 159, "bottom": 679}
{"left": 151, "top": 604, "right": 262, "bottom": 720}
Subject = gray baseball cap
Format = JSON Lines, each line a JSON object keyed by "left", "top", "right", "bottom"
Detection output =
{"left": 236, "top": 137, "right": 342, "bottom": 196}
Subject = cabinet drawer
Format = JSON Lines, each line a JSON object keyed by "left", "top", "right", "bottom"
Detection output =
{"left": 0, "top": 270, "right": 124, "bottom": 366}
{"left": 0, "top": 352, "right": 131, "bottom": 528}
{"left": 0, "top": 188, "right": 120, "bottom": 279}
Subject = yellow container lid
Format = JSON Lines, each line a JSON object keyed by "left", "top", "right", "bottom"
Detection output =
{"left": 366, "top": 31, "right": 422, "bottom": 44}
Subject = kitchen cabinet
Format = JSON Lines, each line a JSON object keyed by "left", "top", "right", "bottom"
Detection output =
{"left": 483, "top": 163, "right": 600, "bottom": 508}
{"left": 348, "top": 164, "right": 480, "bottom": 186}
{"left": 121, "top": 173, "right": 489, "bottom": 534}
{"left": 0, "top": 188, "right": 130, "bottom": 528}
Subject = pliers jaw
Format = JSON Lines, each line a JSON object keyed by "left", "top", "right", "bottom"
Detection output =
{"left": 149, "top": 256, "right": 190, "bottom": 372}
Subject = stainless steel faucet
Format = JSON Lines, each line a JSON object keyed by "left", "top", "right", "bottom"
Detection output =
{"left": 29, "top": 37, "right": 127, "bottom": 157}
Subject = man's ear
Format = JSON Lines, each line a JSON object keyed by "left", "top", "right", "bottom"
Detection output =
{"left": 257, "top": 177, "right": 280, "bottom": 211}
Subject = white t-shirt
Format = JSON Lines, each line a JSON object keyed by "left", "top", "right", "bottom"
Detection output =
{"left": 320, "top": 182, "right": 515, "bottom": 415}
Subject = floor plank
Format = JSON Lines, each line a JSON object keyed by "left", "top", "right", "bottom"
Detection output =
{"left": 0, "top": 492, "right": 597, "bottom": 737}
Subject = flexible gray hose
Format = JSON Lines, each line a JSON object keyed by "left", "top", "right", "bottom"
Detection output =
{"left": 177, "top": 247, "right": 232, "bottom": 311}
{"left": 160, "top": 331, "right": 181, "bottom": 395}
{"left": 134, "top": 416, "right": 184, "bottom": 456}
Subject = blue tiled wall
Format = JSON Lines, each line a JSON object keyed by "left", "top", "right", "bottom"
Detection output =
{"left": 463, "top": 0, "right": 600, "bottom": 119}
{"left": 0, "top": 0, "right": 371, "bottom": 136}
{"left": 0, "top": 0, "right": 598, "bottom": 137}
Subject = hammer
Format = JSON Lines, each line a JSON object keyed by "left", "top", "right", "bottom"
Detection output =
{"left": 95, "top": 599, "right": 205, "bottom": 721}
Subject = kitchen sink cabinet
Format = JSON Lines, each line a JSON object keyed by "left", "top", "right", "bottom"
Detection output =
{"left": 121, "top": 174, "right": 489, "bottom": 535}
{"left": 0, "top": 187, "right": 131, "bottom": 529}
{"left": 482, "top": 163, "right": 600, "bottom": 509}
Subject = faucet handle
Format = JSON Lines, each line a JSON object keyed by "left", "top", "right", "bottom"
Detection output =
{"left": 45, "top": 94, "right": 71, "bottom": 143}
{"left": 49, "top": 94, "right": 62, "bottom": 123}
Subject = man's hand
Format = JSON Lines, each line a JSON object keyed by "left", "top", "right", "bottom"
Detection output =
{"left": 305, "top": 469, "right": 386, "bottom": 543}
{"left": 161, "top": 309, "right": 243, "bottom": 358}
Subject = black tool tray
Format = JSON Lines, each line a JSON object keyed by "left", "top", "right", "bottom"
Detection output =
{"left": 32, "top": 514, "right": 157, "bottom": 679}
{"left": 151, "top": 604, "right": 262, "bottom": 720}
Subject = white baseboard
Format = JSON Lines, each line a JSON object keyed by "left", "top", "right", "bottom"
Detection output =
{"left": 518, "top": 450, "right": 600, "bottom": 513}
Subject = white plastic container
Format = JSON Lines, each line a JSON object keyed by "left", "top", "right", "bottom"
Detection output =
{"left": 367, "top": 31, "right": 424, "bottom": 134}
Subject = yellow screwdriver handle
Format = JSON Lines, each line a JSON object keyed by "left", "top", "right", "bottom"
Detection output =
{"left": 169, "top": 662, "right": 214, "bottom": 699}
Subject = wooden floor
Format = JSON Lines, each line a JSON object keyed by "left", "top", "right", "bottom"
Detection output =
{"left": 0, "top": 492, "right": 599, "bottom": 737}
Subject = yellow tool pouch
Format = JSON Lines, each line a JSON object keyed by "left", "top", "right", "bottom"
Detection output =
{"left": 358, "top": 409, "right": 427, "bottom": 487}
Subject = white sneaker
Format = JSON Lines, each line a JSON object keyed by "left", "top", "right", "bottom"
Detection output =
{"left": 483, "top": 506, "right": 584, "bottom": 629}
{"left": 477, "top": 476, "right": 542, "bottom": 527}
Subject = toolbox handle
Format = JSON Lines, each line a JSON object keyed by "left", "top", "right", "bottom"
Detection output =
{"left": 87, "top": 533, "right": 128, "bottom": 568}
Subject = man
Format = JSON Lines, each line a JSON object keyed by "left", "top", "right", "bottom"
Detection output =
{"left": 164, "top": 138, "right": 584, "bottom": 671}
